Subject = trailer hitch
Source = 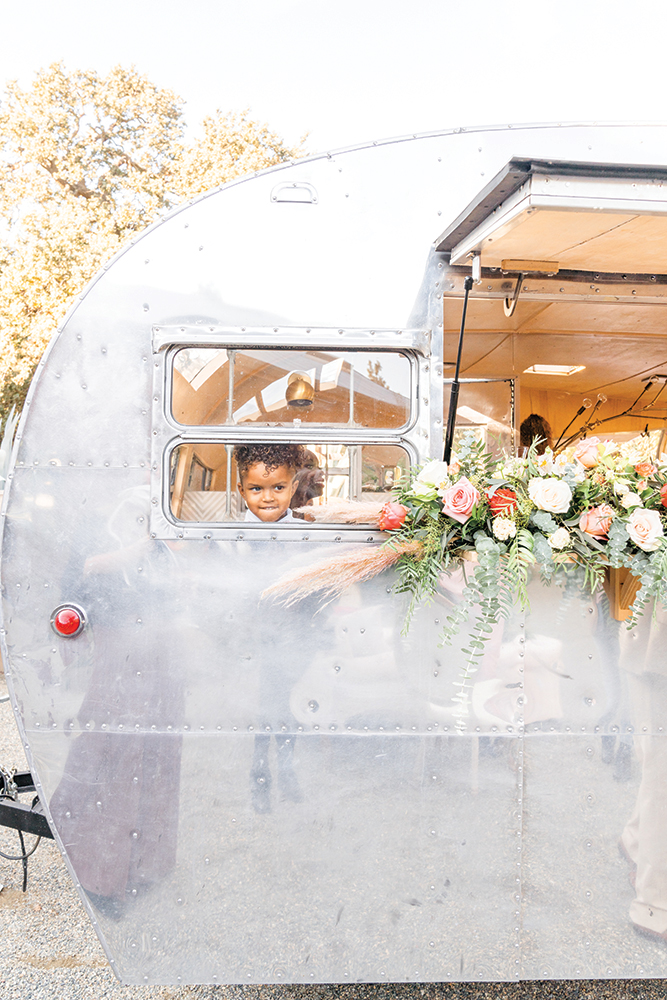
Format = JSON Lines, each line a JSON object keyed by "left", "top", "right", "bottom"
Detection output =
{"left": 0, "top": 766, "right": 53, "bottom": 892}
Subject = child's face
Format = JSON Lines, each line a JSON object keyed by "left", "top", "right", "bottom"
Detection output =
{"left": 238, "top": 463, "right": 297, "bottom": 522}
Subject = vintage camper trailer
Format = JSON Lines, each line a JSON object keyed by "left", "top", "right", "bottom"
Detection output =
{"left": 4, "top": 122, "right": 667, "bottom": 983}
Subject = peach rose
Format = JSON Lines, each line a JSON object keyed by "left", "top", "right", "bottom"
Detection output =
{"left": 579, "top": 503, "right": 614, "bottom": 539}
{"left": 440, "top": 476, "right": 480, "bottom": 524}
{"left": 528, "top": 477, "right": 572, "bottom": 514}
{"left": 573, "top": 437, "right": 603, "bottom": 469}
{"left": 635, "top": 462, "right": 657, "bottom": 479}
{"left": 626, "top": 508, "right": 664, "bottom": 552}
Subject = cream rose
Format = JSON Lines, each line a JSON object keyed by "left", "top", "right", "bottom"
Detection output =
{"left": 548, "top": 527, "right": 570, "bottom": 550}
{"left": 626, "top": 508, "right": 664, "bottom": 552}
{"left": 528, "top": 477, "right": 572, "bottom": 514}
{"left": 620, "top": 492, "right": 643, "bottom": 509}
{"left": 440, "top": 476, "right": 480, "bottom": 524}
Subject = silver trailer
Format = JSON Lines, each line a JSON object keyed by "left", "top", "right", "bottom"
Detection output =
{"left": 4, "top": 122, "right": 667, "bottom": 983}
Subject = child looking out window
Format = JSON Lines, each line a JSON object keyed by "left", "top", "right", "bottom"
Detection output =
{"left": 235, "top": 443, "right": 307, "bottom": 523}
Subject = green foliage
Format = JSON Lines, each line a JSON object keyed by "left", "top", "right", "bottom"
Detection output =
{"left": 608, "top": 518, "right": 630, "bottom": 567}
{"left": 0, "top": 406, "right": 18, "bottom": 487}
{"left": 381, "top": 434, "right": 667, "bottom": 726}
{"left": 531, "top": 510, "right": 558, "bottom": 533}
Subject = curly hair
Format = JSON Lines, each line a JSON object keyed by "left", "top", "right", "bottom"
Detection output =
{"left": 234, "top": 443, "right": 307, "bottom": 479}
{"left": 520, "top": 413, "right": 552, "bottom": 454}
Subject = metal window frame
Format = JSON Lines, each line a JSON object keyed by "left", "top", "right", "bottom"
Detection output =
{"left": 150, "top": 326, "right": 441, "bottom": 541}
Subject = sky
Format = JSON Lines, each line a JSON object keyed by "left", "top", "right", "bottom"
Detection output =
{"left": 1, "top": 0, "right": 666, "bottom": 155}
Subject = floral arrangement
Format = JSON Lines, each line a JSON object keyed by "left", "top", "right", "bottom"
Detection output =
{"left": 385, "top": 433, "right": 667, "bottom": 653}
{"left": 265, "top": 431, "right": 667, "bottom": 680}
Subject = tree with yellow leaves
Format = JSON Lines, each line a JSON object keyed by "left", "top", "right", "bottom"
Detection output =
{"left": 0, "top": 63, "right": 304, "bottom": 419}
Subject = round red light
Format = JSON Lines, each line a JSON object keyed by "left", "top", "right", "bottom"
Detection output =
{"left": 52, "top": 607, "right": 83, "bottom": 637}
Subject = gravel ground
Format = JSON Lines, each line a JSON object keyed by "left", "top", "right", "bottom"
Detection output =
{"left": 2, "top": 673, "right": 667, "bottom": 1000}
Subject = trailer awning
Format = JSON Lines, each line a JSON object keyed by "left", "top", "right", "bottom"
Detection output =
{"left": 435, "top": 158, "right": 667, "bottom": 276}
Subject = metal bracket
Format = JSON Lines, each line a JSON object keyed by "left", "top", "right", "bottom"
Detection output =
{"left": 503, "top": 273, "right": 524, "bottom": 317}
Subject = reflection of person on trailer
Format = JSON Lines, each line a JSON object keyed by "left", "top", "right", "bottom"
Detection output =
{"left": 235, "top": 444, "right": 309, "bottom": 812}
{"left": 49, "top": 489, "right": 184, "bottom": 920}
{"left": 619, "top": 609, "right": 667, "bottom": 942}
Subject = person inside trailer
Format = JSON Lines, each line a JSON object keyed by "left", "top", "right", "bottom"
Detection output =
{"left": 290, "top": 449, "right": 325, "bottom": 516}
{"left": 235, "top": 443, "right": 304, "bottom": 523}
{"left": 520, "top": 413, "right": 552, "bottom": 456}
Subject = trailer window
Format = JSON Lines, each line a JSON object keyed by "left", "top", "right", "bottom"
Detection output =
{"left": 172, "top": 349, "right": 411, "bottom": 430}
{"left": 169, "top": 443, "right": 410, "bottom": 523}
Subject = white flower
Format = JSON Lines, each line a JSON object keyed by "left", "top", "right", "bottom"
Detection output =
{"left": 493, "top": 517, "right": 516, "bottom": 540}
{"left": 614, "top": 481, "right": 630, "bottom": 495}
{"left": 548, "top": 527, "right": 570, "bottom": 550}
{"left": 552, "top": 453, "right": 571, "bottom": 474}
{"left": 620, "top": 492, "right": 643, "bottom": 509}
{"left": 501, "top": 457, "right": 527, "bottom": 478}
{"left": 528, "top": 477, "right": 573, "bottom": 514}
{"left": 535, "top": 451, "right": 553, "bottom": 476}
{"left": 415, "top": 460, "right": 450, "bottom": 489}
{"left": 627, "top": 508, "right": 664, "bottom": 552}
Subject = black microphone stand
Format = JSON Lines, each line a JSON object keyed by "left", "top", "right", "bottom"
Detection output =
{"left": 444, "top": 275, "right": 474, "bottom": 464}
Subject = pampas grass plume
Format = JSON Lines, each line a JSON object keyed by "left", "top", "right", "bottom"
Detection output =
{"left": 295, "top": 499, "right": 384, "bottom": 524}
{"left": 262, "top": 539, "right": 423, "bottom": 606}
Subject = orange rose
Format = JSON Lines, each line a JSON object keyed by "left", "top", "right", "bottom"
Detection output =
{"left": 635, "top": 462, "right": 657, "bottom": 479}
{"left": 378, "top": 501, "right": 408, "bottom": 531}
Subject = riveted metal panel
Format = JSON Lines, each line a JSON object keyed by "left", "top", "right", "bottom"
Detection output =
{"left": 4, "top": 123, "right": 667, "bottom": 984}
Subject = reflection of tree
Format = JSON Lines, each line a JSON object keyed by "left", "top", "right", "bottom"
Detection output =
{"left": 0, "top": 63, "right": 304, "bottom": 419}
{"left": 366, "top": 359, "right": 389, "bottom": 389}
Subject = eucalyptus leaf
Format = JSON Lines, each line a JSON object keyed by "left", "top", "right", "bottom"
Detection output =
{"left": 531, "top": 510, "right": 558, "bottom": 533}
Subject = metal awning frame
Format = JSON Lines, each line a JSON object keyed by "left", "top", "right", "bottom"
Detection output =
{"left": 440, "top": 265, "right": 667, "bottom": 305}
{"left": 435, "top": 157, "right": 667, "bottom": 291}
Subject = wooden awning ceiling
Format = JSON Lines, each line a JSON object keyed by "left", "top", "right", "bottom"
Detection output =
{"left": 435, "top": 157, "right": 667, "bottom": 275}
{"left": 435, "top": 159, "right": 667, "bottom": 406}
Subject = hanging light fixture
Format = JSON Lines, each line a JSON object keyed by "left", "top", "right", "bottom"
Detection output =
{"left": 286, "top": 371, "right": 315, "bottom": 407}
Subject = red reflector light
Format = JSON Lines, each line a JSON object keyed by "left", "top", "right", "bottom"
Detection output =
{"left": 50, "top": 605, "right": 85, "bottom": 637}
